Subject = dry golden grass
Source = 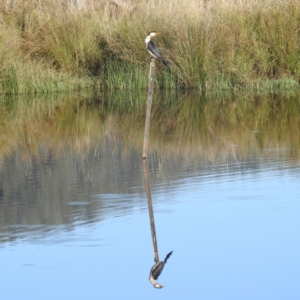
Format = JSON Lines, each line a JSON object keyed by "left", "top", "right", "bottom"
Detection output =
{"left": 0, "top": 0, "right": 300, "bottom": 93}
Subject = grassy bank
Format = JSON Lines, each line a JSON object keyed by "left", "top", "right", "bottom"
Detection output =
{"left": 0, "top": 0, "right": 300, "bottom": 94}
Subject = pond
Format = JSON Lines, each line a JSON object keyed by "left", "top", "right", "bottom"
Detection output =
{"left": 0, "top": 90, "right": 299, "bottom": 299}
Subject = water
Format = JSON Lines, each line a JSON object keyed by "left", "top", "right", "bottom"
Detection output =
{"left": 0, "top": 91, "right": 300, "bottom": 299}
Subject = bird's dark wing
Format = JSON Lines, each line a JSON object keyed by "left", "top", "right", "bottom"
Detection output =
{"left": 148, "top": 40, "right": 162, "bottom": 57}
{"left": 150, "top": 262, "right": 165, "bottom": 280}
{"left": 148, "top": 40, "right": 169, "bottom": 67}
{"left": 149, "top": 251, "right": 173, "bottom": 280}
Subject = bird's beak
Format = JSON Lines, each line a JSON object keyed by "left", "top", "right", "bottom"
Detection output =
{"left": 156, "top": 32, "right": 160, "bottom": 35}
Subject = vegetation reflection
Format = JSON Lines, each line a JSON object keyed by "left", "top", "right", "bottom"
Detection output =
{"left": 1, "top": 89, "right": 300, "bottom": 162}
{"left": 1, "top": 89, "right": 300, "bottom": 243}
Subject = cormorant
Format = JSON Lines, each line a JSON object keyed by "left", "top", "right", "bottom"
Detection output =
{"left": 145, "top": 32, "right": 169, "bottom": 67}
{"left": 149, "top": 251, "right": 173, "bottom": 288}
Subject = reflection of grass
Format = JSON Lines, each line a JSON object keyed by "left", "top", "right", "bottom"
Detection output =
{"left": 1, "top": 89, "right": 300, "bottom": 163}
{"left": 2, "top": 88, "right": 300, "bottom": 234}
{"left": 1, "top": 0, "right": 300, "bottom": 93}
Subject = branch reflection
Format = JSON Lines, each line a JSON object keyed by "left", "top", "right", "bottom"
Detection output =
{"left": 143, "top": 160, "right": 173, "bottom": 289}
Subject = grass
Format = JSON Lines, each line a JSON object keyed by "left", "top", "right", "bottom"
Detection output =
{"left": 0, "top": 0, "right": 300, "bottom": 94}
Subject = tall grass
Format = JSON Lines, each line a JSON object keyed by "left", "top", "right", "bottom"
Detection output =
{"left": 0, "top": 0, "right": 300, "bottom": 94}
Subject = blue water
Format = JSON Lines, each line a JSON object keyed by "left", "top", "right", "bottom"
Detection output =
{"left": 1, "top": 154, "right": 299, "bottom": 300}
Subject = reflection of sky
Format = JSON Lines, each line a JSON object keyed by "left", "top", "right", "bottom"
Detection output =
{"left": 1, "top": 166, "right": 300, "bottom": 300}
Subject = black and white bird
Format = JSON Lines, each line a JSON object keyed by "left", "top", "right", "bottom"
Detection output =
{"left": 145, "top": 32, "right": 169, "bottom": 67}
{"left": 149, "top": 251, "right": 173, "bottom": 288}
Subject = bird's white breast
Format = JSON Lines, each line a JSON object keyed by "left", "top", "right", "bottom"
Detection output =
{"left": 145, "top": 35, "right": 151, "bottom": 44}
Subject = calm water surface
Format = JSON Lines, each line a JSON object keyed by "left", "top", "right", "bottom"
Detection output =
{"left": 0, "top": 91, "right": 300, "bottom": 299}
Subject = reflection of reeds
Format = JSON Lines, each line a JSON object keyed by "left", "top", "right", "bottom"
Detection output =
{"left": 1, "top": 89, "right": 300, "bottom": 239}
{"left": 1, "top": 89, "right": 300, "bottom": 164}
{"left": 1, "top": 0, "right": 300, "bottom": 93}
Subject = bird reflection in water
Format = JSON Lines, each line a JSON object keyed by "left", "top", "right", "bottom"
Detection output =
{"left": 149, "top": 251, "right": 173, "bottom": 289}
{"left": 142, "top": 160, "right": 173, "bottom": 289}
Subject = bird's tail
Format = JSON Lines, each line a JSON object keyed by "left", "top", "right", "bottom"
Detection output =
{"left": 164, "top": 251, "right": 173, "bottom": 263}
{"left": 160, "top": 57, "right": 169, "bottom": 68}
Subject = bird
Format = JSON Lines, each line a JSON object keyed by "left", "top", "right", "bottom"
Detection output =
{"left": 145, "top": 32, "right": 169, "bottom": 67}
{"left": 149, "top": 251, "right": 173, "bottom": 288}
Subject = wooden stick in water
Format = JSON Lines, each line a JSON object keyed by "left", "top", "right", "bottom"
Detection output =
{"left": 142, "top": 159, "right": 159, "bottom": 262}
{"left": 142, "top": 58, "right": 155, "bottom": 159}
